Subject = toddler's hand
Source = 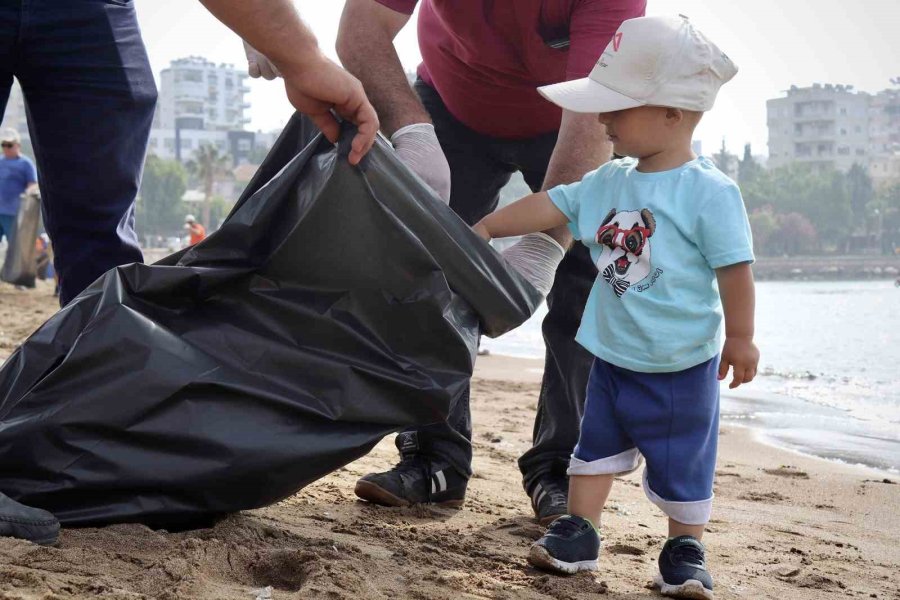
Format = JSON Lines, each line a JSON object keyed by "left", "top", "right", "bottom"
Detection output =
{"left": 472, "top": 221, "right": 491, "bottom": 241}
{"left": 719, "top": 337, "right": 759, "bottom": 389}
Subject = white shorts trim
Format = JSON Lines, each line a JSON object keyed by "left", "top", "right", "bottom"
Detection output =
{"left": 642, "top": 470, "right": 713, "bottom": 525}
{"left": 567, "top": 447, "right": 642, "bottom": 476}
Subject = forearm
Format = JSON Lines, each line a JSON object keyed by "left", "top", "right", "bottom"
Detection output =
{"left": 539, "top": 111, "right": 613, "bottom": 247}
{"left": 716, "top": 263, "right": 756, "bottom": 339}
{"left": 337, "top": 0, "right": 430, "bottom": 135}
{"left": 479, "top": 192, "right": 568, "bottom": 240}
{"left": 199, "top": 0, "right": 322, "bottom": 75}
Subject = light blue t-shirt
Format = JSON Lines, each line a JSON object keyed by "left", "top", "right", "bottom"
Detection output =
{"left": 548, "top": 156, "right": 754, "bottom": 373}
{"left": 0, "top": 155, "right": 37, "bottom": 216}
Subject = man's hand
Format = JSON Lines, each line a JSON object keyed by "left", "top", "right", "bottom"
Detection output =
{"left": 280, "top": 54, "right": 379, "bottom": 166}
{"left": 391, "top": 123, "right": 451, "bottom": 203}
{"left": 718, "top": 337, "right": 760, "bottom": 389}
{"left": 243, "top": 41, "right": 280, "bottom": 80}
{"left": 472, "top": 221, "right": 491, "bottom": 241}
{"left": 198, "top": 0, "right": 379, "bottom": 165}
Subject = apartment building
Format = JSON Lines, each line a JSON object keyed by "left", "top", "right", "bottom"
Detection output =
{"left": 767, "top": 83, "right": 900, "bottom": 185}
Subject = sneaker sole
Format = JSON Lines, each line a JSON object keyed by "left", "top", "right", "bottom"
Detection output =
{"left": 527, "top": 545, "right": 598, "bottom": 574}
{"left": 653, "top": 574, "right": 714, "bottom": 600}
{"left": 354, "top": 480, "right": 465, "bottom": 508}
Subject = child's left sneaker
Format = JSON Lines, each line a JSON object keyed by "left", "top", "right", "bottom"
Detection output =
{"left": 527, "top": 515, "right": 600, "bottom": 574}
{"left": 654, "top": 536, "right": 714, "bottom": 599}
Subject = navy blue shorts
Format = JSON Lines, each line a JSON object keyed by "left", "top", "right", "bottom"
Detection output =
{"left": 568, "top": 357, "right": 720, "bottom": 525}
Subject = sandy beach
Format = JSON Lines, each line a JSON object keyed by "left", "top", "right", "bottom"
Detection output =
{"left": 0, "top": 282, "right": 898, "bottom": 600}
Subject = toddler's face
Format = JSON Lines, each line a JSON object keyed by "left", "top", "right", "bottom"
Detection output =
{"left": 597, "top": 106, "right": 673, "bottom": 159}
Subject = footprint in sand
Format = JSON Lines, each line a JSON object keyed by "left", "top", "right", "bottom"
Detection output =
{"left": 764, "top": 466, "right": 810, "bottom": 479}
{"left": 740, "top": 491, "right": 788, "bottom": 503}
{"left": 607, "top": 543, "right": 646, "bottom": 556}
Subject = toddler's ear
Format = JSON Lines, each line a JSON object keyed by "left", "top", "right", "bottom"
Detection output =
{"left": 664, "top": 107, "right": 684, "bottom": 125}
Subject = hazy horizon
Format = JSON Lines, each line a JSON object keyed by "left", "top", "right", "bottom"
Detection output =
{"left": 114, "top": 1, "right": 900, "bottom": 157}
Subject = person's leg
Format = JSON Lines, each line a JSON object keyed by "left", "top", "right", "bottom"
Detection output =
{"left": 0, "top": 2, "right": 62, "bottom": 546}
{"left": 529, "top": 359, "right": 635, "bottom": 574}
{"left": 354, "top": 81, "right": 513, "bottom": 505}
{"left": 616, "top": 358, "right": 720, "bottom": 598}
{"left": 17, "top": 0, "right": 156, "bottom": 305}
{"left": 0, "top": 214, "right": 13, "bottom": 245}
{"left": 503, "top": 135, "right": 598, "bottom": 522}
{"left": 0, "top": 4, "right": 14, "bottom": 248}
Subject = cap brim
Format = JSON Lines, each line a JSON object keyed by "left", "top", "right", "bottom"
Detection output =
{"left": 538, "top": 78, "right": 645, "bottom": 113}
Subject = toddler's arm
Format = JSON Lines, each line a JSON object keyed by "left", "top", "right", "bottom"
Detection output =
{"left": 473, "top": 192, "right": 569, "bottom": 241}
{"left": 716, "top": 263, "right": 760, "bottom": 389}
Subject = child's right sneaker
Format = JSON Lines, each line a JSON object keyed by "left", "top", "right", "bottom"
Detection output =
{"left": 527, "top": 515, "right": 600, "bottom": 574}
{"left": 654, "top": 536, "right": 714, "bottom": 599}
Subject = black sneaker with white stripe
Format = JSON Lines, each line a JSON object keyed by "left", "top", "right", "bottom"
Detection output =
{"left": 527, "top": 474, "right": 569, "bottom": 526}
{"left": 528, "top": 514, "right": 600, "bottom": 574}
{"left": 354, "top": 432, "right": 467, "bottom": 507}
{"left": 654, "top": 536, "right": 715, "bottom": 600}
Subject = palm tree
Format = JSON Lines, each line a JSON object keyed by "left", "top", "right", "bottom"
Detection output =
{"left": 186, "top": 144, "right": 232, "bottom": 228}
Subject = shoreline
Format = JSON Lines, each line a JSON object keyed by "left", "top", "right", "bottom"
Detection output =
{"left": 480, "top": 351, "right": 900, "bottom": 478}
{"left": 751, "top": 255, "right": 900, "bottom": 281}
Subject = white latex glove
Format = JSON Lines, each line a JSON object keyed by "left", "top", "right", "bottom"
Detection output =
{"left": 500, "top": 233, "right": 566, "bottom": 296}
{"left": 243, "top": 40, "right": 281, "bottom": 80}
{"left": 390, "top": 123, "right": 452, "bottom": 204}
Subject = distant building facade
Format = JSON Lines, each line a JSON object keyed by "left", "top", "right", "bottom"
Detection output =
{"left": 767, "top": 83, "right": 900, "bottom": 185}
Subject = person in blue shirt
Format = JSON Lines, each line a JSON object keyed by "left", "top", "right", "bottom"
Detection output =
{"left": 474, "top": 16, "right": 758, "bottom": 600}
{"left": 0, "top": 129, "right": 38, "bottom": 245}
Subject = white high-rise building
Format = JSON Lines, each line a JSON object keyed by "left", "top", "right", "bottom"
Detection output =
{"left": 867, "top": 88, "right": 900, "bottom": 186}
{"left": 156, "top": 56, "right": 250, "bottom": 132}
{"left": 767, "top": 84, "right": 870, "bottom": 173}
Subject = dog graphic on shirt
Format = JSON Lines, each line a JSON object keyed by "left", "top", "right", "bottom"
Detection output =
{"left": 595, "top": 208, "right": 657, "bottom": 297}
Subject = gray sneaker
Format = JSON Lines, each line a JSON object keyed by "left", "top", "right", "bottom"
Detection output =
{"left": 0, "top": 492, "right": 60, "bottom": 545}
{"left": 528, "top": 515, "right": 600, "bottom": 574}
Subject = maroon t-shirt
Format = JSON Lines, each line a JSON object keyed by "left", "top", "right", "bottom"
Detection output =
{"left": 375, "top": 0, "right": 646, "bottom": 139}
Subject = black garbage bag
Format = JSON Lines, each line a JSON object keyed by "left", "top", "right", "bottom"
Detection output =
{"left": 0, "top": 190, "right": 41, "bottom": 288}
{"left": 0, "top": 115, "right": 540, "bottom": 527}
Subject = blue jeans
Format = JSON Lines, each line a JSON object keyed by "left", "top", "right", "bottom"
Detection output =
{"left": 0, "top": 0, "right": 157, "bottom": 305}
{"left": 406, "top": 81, "right": 596, "bottom": 486}
{"left": 0, "top": 213, "right": 13, "bottom": 244}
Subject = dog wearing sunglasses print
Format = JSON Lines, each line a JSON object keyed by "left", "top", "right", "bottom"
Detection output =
{"left": 595, "top": 208, "right": 657, "bottom": 297}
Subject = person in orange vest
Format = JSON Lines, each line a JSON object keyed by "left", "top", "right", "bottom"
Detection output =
{"left": 184, "top": 215, "right": 206, "bottom": 246}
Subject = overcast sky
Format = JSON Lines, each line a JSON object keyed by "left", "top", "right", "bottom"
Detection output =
{"left": 135, "top": 1, "right": 898, "bottom": 157}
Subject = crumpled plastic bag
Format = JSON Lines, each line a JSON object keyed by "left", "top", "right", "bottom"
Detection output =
{"left": 0, "top": 116, "right": 541, "bottom": 527}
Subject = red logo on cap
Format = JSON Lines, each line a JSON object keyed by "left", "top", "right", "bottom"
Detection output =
{"left": 612, "top": 32, "right": 623, "bottom": 51}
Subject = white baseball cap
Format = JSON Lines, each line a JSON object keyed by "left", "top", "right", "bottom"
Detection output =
{"left": 0, "top": 128, "right": 21, "bottom": 144}
{"left": 539, "top": 15, "right": 737, "bottom": 113}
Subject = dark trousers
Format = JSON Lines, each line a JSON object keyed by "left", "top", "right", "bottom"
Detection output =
{"left": 409, "top": 80, "right": 596, "bottom": 489}
{"left": 0, "top": 0, "right": 157, "bottom": 305}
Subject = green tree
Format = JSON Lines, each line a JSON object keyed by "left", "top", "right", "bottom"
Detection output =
{"left": 873, "top": 182, "right": 900, "bottom": 254}
{"left": 776, "top": 212, "right": 818, "bottom": 256}
{"left": 748, "top": 207, "right": 779, "bottom": 255}
{"left": 711, "top": 138, "right": 737, "bottom": 180}
{"left": 737, "top": 144, "right": 762, "bottom": 189}
{"left": 762, "top": 164, "right": 851, "bottom": 252}
{"left": 186, "top": 144, "right": 232, "bottom": 228}
{"left": 136, "top": 155, "right": 188, "bottom": 241}
{"left": 846, "top": 162, "right": 874, "bottom": 223}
